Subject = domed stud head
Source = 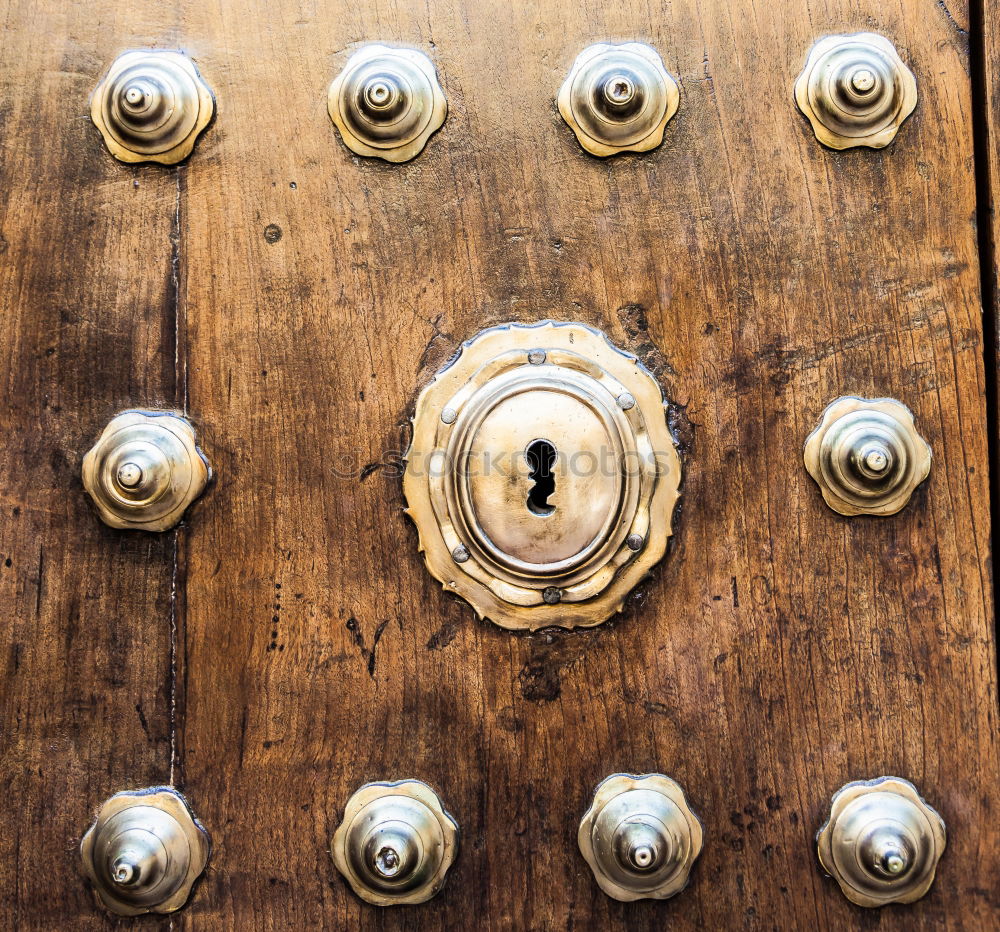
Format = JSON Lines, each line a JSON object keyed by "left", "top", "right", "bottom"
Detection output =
{"left": 794, "top": 33, "right": 917, "bottom": 149}
{"left": 331, "top": 780, "right": 459, "bottom": 906}
{"left": 817, "top": 776, "right": 946, "bottom": 907}
{"left": 82, "top": 411, "right": 211, "bottom": 531}
{"left": 328, "top": 45, "right": 447, "bottom": 163}
{"left": 91, "top": 51, "right": 215, "bottom": 164}
{"left": 80, "top": 787, "right": 210, "bottom": 916}
{"left": 803, "top": 396, "right": 931, "bottom": 516}
{"left": 558, "top": 43, "right": 680, "bottom": 157}
{"left": 578, "top": 773, "right": 703, "bottom": 901}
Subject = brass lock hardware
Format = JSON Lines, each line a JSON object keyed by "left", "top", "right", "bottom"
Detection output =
{"left": 803, "top": 396, "right": 930, "bottom": 516}
{"left": 403, "top": 321, "right": 682, "bottom": 631}
{"left": 80, "top": 787, "right": 210, "bottom": 916}
{"left": 82, "top": 411, "right": 211, "bottom": 531}
{"left": 558, "top": 43, "right": 680, "bottom": 156}
{"left": 331, "top": 780, "right": 459, "bottom": 906}
{"left": 91, "top": 51, "right": 215, "bottom": 164}
{"left": 817, "top": 776, "right": 946, "bottom": 907}
{"left": 578, "top": 773, "right": 703, "bottom": 901}
{"left": 328, "top": 45, "right": 447, "bottom": 162}
{"left": 794, "top": 33, "right": 917, "bottom": 149}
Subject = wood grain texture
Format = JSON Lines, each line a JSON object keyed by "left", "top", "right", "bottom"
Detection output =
{"left": 173, "top": 0, "right": 999, "bottom": 929}
{"left": 0, "top": 3, "right": 186, "bottom": 928}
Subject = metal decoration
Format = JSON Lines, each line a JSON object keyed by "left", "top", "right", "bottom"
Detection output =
{"left": 558, "top": 42, "right": 679, "bottom": 157}
{"left": 803, "top": 396, "right": 931, "bottom": 516}
{"left": 328, "top": 45, "right": 447, "bottom": 162}
{"left": 80, "top": 787, "right": 210, "bottom": 917}
{"left": 91, "top": 51, "right": 215, "bottom": 164}
{"left": 82, "top": 411, "right": 211, "bottom": 531}
{"left": 331, "top": 780, "right": 459, "bottom": 906}
{"left": 578, "top": 773, "right": 703, "bottom": 902}
{"left": 794, "top": 33, "right": 917, "bottom": 149}
{"left": 403, "top": 321, "right": 682, "bottom": 631}
{"left": 817, "top": 777, "right": 946, "bottom": 907}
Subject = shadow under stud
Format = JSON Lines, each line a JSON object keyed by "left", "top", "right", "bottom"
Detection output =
{"left": 817, "top": 777, "right": 946, "bottom": 907}
{"left": 331, "top": 780, "right": 459, "bottom": 906}
{"left": 803, "top": 396, "right": 930, "bottom": 516}
{"left": 91, "top": 50, "right": 214, "bottom": 164}
{"left": 578, "top": 773, "right": 703, "bottom": 901}
{"left": 328, "top": 45, "right": 447, "bottom": 162}
{"left": 82, "top": 411, "right": 211, "bottom": 531}
{"left": 794, "top": 33, "right": 917, "bottom": 149}
{"left": 80, "top": 787, "right": 210, "bottom": 916}
{"left": 558, "top": 42, "right": 679, "bottom": 156}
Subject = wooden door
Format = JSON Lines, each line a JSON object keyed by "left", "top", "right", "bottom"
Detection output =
{"left": 2, "top": 0, "right": 999, "bottom": 928}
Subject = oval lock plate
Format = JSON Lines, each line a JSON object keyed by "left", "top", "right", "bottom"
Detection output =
{"left": 404, "top": 321, "right": 681, "bottom": 631}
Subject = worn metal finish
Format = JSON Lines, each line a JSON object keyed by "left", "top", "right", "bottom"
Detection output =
{"left": 90, "top": 50, "right": 214, "bottom": 164}
{"left": 817, "top": 777, "right": 946, "bottom": 908}
{"left": 794, "top": 33, "right": 917, "bottom": 149}
{"left": 331, "top": 780, "right": 459, "bottom": 906}
{"left": 82, "top": 410, "right": 211, "bottom": 531}
{"left": 558, "top": 42, "right": 679, "bottom": 156}
{"left": 80, "top": 787, "right": 210, "bottom": 916}
{"left": 328, "top": 45, "right": 447, "bottom": 162}
{"left": 577, "top": 773, "right": 703, "bottom": 902}
{"left": 803, "top": 396, "right": 930, "bottom": 516}
{"left": 404, "top": 321, "right": 681, "bottom": 631}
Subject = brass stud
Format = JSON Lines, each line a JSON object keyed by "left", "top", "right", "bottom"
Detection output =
{"left": 817, "top": 777, "right": 946, "bottom": 907}
{"left": 794, "top": 33, "right": 917, "bottom": 149}
{"left": 91, "top": 51, "right": 214, "bottom": 164}
{"left": 328, "top": 45, "right": 447, "bottom": 162}
{"left": 82, "top": 411, "right": 211, "bottom": 531}
{"left": 80, "top": 787, "right": 210, "bottom": 916}
{"left": 558, "top": 43, "right": 680, "bottom": 157}
{"left": 578, "top": 773, "right": 703, "bottom": 901}
{"left": 331, "top": 780, "right": 459, "bottom": 906}
{"left": 803, "top": 396, "right": 931, "bottom": 516}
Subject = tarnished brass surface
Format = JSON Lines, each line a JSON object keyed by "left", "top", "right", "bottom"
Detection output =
{"left": 91, "top": 51, "right": 214, "bottom": 164}
{"left": 82, "top": 411, "right": 211, "bottom": 531}
{"left": 328, "top": 45, "right": 447, "bottom": 162}
{"left": 794, "top": 33, "right": 917, "bottom": 149}
{"left": 578, "top": 773, "right": 703, "bottom": 902}
{"left": 558, "top": 43, "right": 679, "bottom": 156}
{"left": 817, "top": 777, "right": 946, "bottom": 908}
{"left": 331, "top": 780, "right": 459, "bottom": 906}
{"left": 803, "top": 396, "right": 931, "bottom": 516}
{"left": 80, "top": 787, "right": 210, "bottom": 916}
{"left": 403, "top": 321, "right": 682, "bottom": 631}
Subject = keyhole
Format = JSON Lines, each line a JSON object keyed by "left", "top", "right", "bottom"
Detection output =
{"left": 525, "top": 439, "right": 556, "bottom": 516}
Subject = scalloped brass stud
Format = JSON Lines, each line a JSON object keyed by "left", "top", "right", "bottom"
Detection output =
{"left": 803, "top": 396, "right": 931, "bottom": 516}
{"left": 328, "top": 45, "right": 447, "bottom": 162}
{"left": 80, "top": 787, "right": 210, "bottom": 916}
{"left": 82, "top": 411, "right": 211, "bottom": 531}
{"left": 817, "top": 777, "right": 946, "bottom": 907}
{"left": 558, "top": 42, "right": 679, "bottom": 157}
{"left": 794, "top": 33, "right": 917, "bottom": 149}
{"left": 403, "top": 321, "right": 682, "bottom": 631}
{"left": 91, "top": 51, "right": 214, "bottom": 164}
{"left": 331, "top": 780, "right": 459, "bottom": 906}
{"left": 578, "top": 773, "right": 703, "bottom": 901}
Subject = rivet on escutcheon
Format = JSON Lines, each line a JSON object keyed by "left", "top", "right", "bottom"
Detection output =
{"left": 558, "top": 43, "right": 680, "bottom": 156}
{"left": 80, "top": 787, "right": 210, "bottom": 916}
{"left": 82, "top": 411, "right": 211, "bottom": 531}
{"left": 331, "top": 780, "right": 459, "bottom": 906}
{"left": 328, "top": 45, "right": 447, "bottom": 162}
{"left": 817, "top": 776, "right": 946, "bottom": 907}
{"left": 803, "top": 396, "right": 931, "bottom": 516}
{"left": 91, "top": 51, "right": 215, "bottom": 164}
{"left": 578, "top": 773, "right": 703, "bottom": 901}
{"left": 794, "top": 33, "right": 917, "bottom": 149}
